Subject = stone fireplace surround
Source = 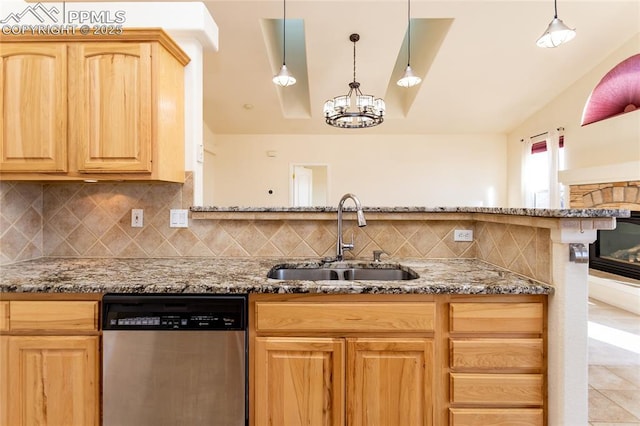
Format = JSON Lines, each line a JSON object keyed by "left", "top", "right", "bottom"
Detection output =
{"left": 569, "top": 180, "right": 640, "bottom": 210}
{"left": 569, "top": 179, "right": 640, "bottom": 314}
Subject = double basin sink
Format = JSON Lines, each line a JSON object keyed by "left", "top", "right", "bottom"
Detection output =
{"left": 267, "top": 263, "right": 419, "bottom": 281}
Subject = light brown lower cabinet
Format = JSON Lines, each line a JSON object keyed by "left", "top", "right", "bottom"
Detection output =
{"left": 254, "top": 336, "right": 434, "bottom": 426}
{"left": 347, "top": 338, "right": 433, "bottom": 426}
{"left": 254, "top": 337, "right": 346, "bottom": 426}
{"left": 447, "top": 301, "right": 546, "bottom": 426}
{"left": 252, "top": 295, "right": 437, "bottom": 426}
{"left": 251, "top": 294, "right": 546, "bottom": 426}
{"left": 0, "top": 299, "right": 100, "bottom": 426}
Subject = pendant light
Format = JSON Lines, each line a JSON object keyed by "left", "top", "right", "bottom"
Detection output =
{"left": 397, "top": 0, "right": 421, "bottom": 88}
{"left": 536, "top": 0, "right": 576, "bottom": 48}
{"left": 273, "top": 0, "right": 296, "bottom": 86}
{"left": 324, "top": 34, "right": 385, "bottom": 128}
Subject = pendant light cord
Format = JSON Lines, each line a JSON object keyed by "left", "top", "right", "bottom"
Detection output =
{"left": 282, "top": 0, "right": 287, "bottom": 65}
{"left": 407, "top": 0, "right": 411, "bottom": 66}
{"left": 553, "top": 0, "right": 558, "bottom": 18}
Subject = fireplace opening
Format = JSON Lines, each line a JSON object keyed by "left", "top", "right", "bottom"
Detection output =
{"left": 589, "top": 211, "right": 640, "bottom": 281}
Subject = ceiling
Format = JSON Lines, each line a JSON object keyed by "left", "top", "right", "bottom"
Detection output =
{"left": 201, "top": 0, "right": 639, "bottom": 135}
{"left": 35, "top": 0, "right": 640, "bottom": 135}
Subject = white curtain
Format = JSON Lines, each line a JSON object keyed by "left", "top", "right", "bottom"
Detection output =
{"left": 522, "top": 129, "right": 563, "bottom": 209}
{"left": 547, "top": 128, "right": 562, "bottom": 209}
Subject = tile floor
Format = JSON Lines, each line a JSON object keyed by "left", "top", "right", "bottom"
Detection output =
{"left": 588, "top": 298, "right": 640, "bottom": 425}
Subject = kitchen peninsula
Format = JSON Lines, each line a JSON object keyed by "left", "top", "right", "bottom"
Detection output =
{"left": 1, "top": 207, "right": 630, "bottom": 426}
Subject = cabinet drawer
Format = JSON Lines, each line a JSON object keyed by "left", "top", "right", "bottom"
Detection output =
{"left": 9, "top": 301, "right": 98, "bottom": 331}
{"left": 450, "top": 338, "right": 543, "bottom": 370}
{"left": 449, "top": 303, "right": 543, "bottom": 333}
{"left": 450, "top": 408, "right": 543, "bottom": 426}
{"left": 450, "top": 373, "right": 544, "bottom": 405}
{"left": 255, "top": 302, "right": 435, "bottom": 333}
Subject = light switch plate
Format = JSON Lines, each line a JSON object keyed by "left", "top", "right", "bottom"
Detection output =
{"left": 170, "top": 209, "right": 189, "bottom": 228}
{"left": 131, "top": 209, "right": 143, "bottom": 227}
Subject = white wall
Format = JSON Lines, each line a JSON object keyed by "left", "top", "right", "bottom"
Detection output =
{"left": 202, "top": 123, "right": 217, "bottom": 206}
{"left": 507, "top": 34, "right": 640, "bottom": 206}
{"left": 206, "top": 134, "right": 507, "bottom": 207}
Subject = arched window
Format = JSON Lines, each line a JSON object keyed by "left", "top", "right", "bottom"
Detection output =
{"left": 581, "top": 54, "right": 640, "bottom": 126}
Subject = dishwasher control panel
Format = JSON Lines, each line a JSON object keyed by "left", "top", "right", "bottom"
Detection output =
{"left": 102, "top": 294, "right": 247, "bottom": 331}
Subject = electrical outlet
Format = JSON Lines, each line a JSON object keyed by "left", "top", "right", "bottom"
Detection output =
{"left": 131, "top": 209, "right": 143, "bottom": 228}
{"left": 170, "top": 209, "right": 189, "bottom": 228}
{"left": 454, "top": 229, "right": 473, "bottom": 242}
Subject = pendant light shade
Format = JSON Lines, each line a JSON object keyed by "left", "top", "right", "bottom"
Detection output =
{"left": 397, "top": 66, "right": 421, "bottom": 88}
{"left": 273, "top": 0, "right": 296, "bottom": 86}
{"left": 273, "top": 64, "right": 296, "bottom": 87}
{"left": 397, "top": 0, "right": 421, "bottom": 88}
{"left": 536, "top": 0, "right": 576, "bottom": 48}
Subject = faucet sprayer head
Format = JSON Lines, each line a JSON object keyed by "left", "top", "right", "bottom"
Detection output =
{"left": 356, "top": 210, "right": 367, "bottom": 227}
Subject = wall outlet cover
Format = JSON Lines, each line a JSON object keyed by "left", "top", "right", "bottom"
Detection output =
{"left": 170, "top": 209, "right": 189, "bottom": 228}
{"left": 454, "top": 229, "right": 473, "bottom": 242}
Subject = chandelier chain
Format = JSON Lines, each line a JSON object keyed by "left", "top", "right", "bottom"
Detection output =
{"left": 353, "top": 39, "right": 356, "bottom": 83}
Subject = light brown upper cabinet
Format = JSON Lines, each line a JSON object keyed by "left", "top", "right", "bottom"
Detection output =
{"left": 0, "top": 43, "right": 68, "bottom": 172}
{"left": 0, "top": 29, "right": 190, "bottom": 182}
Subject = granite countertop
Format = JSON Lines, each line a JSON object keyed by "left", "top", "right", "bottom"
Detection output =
{"left": 191, "top": 206, "right": 630, "bottom": 218}
{"left": 0, "top": 257, "right": 553, "bottom": 295}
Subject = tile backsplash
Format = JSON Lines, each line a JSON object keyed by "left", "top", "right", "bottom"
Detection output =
{"left": 0, "top": 176, "right": 550, "bottom": 283}
{"left": 0, "top": 182, "right": 43, "bottom": 264}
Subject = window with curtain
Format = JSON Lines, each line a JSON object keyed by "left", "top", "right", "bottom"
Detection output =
{"left": 523, "top": 129, "right": 565, "bottom": 208}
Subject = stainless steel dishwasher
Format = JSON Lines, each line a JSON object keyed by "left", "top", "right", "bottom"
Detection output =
{"left": 102, "top": 294, "right": 247, "bottom": 426}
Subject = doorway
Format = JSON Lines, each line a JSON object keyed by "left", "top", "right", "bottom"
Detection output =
{"left": 290, "top": 164, "right": 329, "bottom": 207}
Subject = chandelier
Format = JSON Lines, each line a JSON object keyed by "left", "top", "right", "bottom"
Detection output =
{"left": 323, "top": 34, "right": 385, "bottom": 128}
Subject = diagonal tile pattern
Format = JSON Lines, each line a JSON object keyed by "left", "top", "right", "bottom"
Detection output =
{"left": 0, "top": 182, "right": 43, "bottom": 264}
{"left": 1, "top": 178, "right": 549, "bottom": 283}
{"left": 476, "top": 221, "right": 551, "bottom": 283}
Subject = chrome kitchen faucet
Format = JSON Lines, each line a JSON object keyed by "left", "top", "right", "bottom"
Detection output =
{"left": 335, "top": 193, "right": 367, "bottom": 261}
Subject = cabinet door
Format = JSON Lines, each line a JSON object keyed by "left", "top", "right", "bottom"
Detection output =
{"left": 6, "top": 335, "right": 99, "bottom": 426}
{"left": 0, "top": 336, "right": 8, "bottom": 426}
{"left": 0, "top": 43, "right": 67, "bottom": 172}
{"left": 254, "top": 337, "right": 345, "bottom": 426}
{"left": 347, "top": 338, "right": 434, "bottom": 426}
{"left": 69, "top": 42, "right": 152, "bottom": 173}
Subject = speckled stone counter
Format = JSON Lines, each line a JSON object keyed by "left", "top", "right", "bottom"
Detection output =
{"left": 0, "top": 257, "right": 552, "bottom": 295}
{"left": 191, "top": 205, "right": 630, "bottom": 217}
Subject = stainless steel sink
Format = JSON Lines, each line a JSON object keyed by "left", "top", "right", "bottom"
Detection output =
{"left": 267, "top": 264, "right": 419, "bottom": 281}
{"left": 342, "top": 268, "right": 418, "bottom": 281}
{"left": 267, "top": 268, "right": 340, "bottom": 281}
